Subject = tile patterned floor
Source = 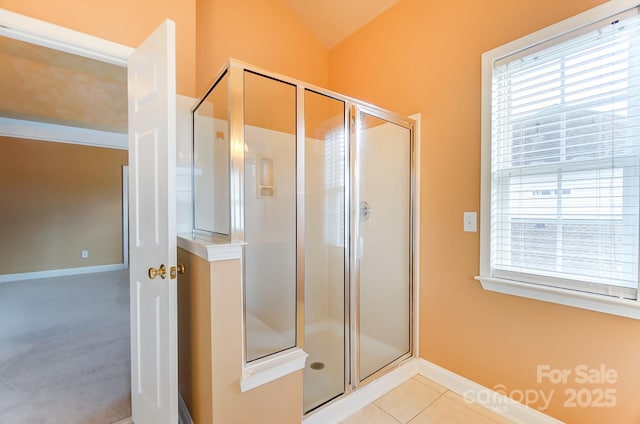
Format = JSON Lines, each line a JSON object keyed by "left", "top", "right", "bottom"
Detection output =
{"left": 340, "top": 375, "right": 513, "bottom": 424}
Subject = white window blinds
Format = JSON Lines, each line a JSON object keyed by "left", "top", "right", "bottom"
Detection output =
{"left": 490, "top": 8, "right": 640, "bottom": 299}
{"left": 324, "top": 128, "right": 346, "bottom": 246}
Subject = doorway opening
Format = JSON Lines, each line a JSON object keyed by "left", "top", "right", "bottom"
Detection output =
{"left": 0, "top": 29, "right": 131, "bottom": 423}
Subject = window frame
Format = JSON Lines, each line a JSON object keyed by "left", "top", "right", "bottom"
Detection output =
{"left": 477, "top": 0, "right": 640, "bottom": 320}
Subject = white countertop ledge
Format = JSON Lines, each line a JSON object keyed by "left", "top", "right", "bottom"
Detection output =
{"left": 241, "top": 348, "right": 308, "bottom": 392}
{"left": 177, "top": 233, "right": 244, "bottom": 262}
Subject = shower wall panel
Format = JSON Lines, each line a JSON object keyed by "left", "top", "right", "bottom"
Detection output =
{"left": 303, "top": 89, "right": 347, "bottom": 412}
{"left": 193, "top": 114, "right": 215, "bottom": 231}
{"left": 242, "top": 70, "right": 297, "bottom": 362}
{"left": 244, "top": 125, "right": 296, "bottom": 335}
{"left": 303, "top": 136, "right": 330, "bottom": 327}
{"left": 193, "top": 116, "right": 230, "bottom": 234}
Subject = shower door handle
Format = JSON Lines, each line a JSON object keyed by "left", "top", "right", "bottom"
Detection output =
{"left": 360, "top": 200, "right": 372, "bottom": 221}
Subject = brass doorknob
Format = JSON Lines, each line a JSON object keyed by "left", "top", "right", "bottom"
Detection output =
{"left": 148, "top": 264, "right": 167, "bottom": 279}
{"left": 170, "top": 263, "right": 186, "bottom": 279}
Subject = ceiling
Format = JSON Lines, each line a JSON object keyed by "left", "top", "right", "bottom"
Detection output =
{"left": 283, "top": 0, "right": 400, "bottom": 48}
{"left": 0, "top": 1, "right": 397, "bottom": 133}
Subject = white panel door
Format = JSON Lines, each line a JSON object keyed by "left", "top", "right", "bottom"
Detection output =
{"left": 128, "top": 20, "right": 178, "bottom": 424}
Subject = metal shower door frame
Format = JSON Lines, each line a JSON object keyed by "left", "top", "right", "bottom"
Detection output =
{"left": 347, "top": 103, "right": 416, "bottom": 391}
{"left": 195, "top": 58, "right": 417, "bottom": 413}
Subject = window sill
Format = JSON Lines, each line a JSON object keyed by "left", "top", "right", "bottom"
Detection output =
{"left": 240, "top": 348, "right": 308, "bottom": 392}
{"left": 474, "top": 276, "right": 640, "bottom": 320}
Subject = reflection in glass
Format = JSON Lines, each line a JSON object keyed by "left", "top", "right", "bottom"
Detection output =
{"left": 303, "top": 90, "right": 346, "bottom": 412}
{"left": 244, "top": 71, "right": 297, "bottom": 362}
{"left": 193, "top": 72, "right": 230, "bottom": 235}
{"left": 357, "top": 112, "right": 411, "bottom": 380}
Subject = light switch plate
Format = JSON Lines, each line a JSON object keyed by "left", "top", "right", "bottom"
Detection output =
{"left": 463, "top": 212, "right": 477, "bottom": 232}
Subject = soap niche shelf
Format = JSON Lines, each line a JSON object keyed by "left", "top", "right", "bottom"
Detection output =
{"left": 256, "top": 155, "right": 276, "bottom": 199}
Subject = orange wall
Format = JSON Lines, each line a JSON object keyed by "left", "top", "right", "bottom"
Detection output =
{"left": 0, "top": 0, "right": 196, "bottom": 97}
{"left": 0, "top": 137, "right": 127, "bottom": 274}
{"left": 329, "top": 1, "right": 640, "bottom": 423}
{"left": 195, "top": 0, "right": 328, "bottom": 95}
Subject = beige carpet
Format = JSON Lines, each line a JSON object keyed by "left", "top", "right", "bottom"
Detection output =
{"left": 0, "top": 269, "right": 131, "bottom": 424}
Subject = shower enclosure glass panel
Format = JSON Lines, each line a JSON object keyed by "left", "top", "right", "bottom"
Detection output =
{"left": 303, "top": 89, "right": 347, "bottom": 413}
{"left": 192, "top": 61, "right": 415, "bottom": 412}
{"left": 356, "top": 111, "right": 412, "bottom": 381}
{"left": 244, "top": 71, "right": 297, "bottom": 362}
{"left": 193, "top": 72, "right": 230, "bottom": 235}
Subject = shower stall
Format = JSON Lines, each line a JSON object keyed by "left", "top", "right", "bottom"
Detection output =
{"left": 192, "top": 60, "right": 415, "bottom": 414}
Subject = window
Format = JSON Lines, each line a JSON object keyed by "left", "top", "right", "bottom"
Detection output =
{"left": 478, "top": 0, "right": 640, "bottom": 318}
{"left": 324, "top": 128, "right": 346, "bottom": 246}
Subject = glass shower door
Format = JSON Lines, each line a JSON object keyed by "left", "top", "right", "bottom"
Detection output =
{"left": 355, "top": 110, "right": 412, "bottom": 381}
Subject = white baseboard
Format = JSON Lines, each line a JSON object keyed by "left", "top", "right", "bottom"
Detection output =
{"left": 111, "top": 418, "right": 132, "bottom": 424}
{"left": 179, "top": 391, "right": 194, "bottom": 424}
{"left": 416, "top": 359, "right": 564, "bottom": 424}
{"left": 303, "top": 357, "right": 563, "bottom": 424}
{"left": 0, "top": 263, "right": 126, "bottom": 283}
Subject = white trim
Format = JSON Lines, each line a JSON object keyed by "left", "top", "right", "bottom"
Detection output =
{"left": 177, "top": 234, "right": 244, "bottom": 261}
{"left": 475, "top": 276, "right": 640, "bottom": 320}
{"left": 110, "top": 418, "right": 133, "bottom": 424}
{"left": 0, "top": 8, "right": 133, "bottom": 65}
{"left": 0, "top": 263, "right": 126, "bottom": 283}
{"left": 416, "top": 359, "right": 563, "bottom": 424}
{"left": 409, "top": 112, "right": 421, "bottom": 358}
{"left": 122, "top": 165, "right": 129, "bottom": 268}
{"left": 240, "top": 348, "right": 308, "bottom": 392}
{"left": 0, "top": 117, "right": 127, "bottom": 149}
{"left": 178, "top": 392, "right": 194, "bottom": 424}
{"left": 479, "top": 31, "right": 493, "bottom": 279}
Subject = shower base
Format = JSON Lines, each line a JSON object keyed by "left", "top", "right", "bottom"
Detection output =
{"left": 303, "top": 320, "right": 406, "bottom": 413}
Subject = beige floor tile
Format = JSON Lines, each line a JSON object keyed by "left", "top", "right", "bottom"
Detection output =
{"left": 374, "top": 378, "right": 443, "bottom": 423}
{"left": 408, "top": 393, "right": 504, "bottom": 424}
{"left": 443, "top": 392, "right": 513, "bottom": 423}
{"left": 341, "top": 404, "right": 401, "bottom": 424}
{"left": 413, "top": 375, "right": 447, "bottom": 394}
